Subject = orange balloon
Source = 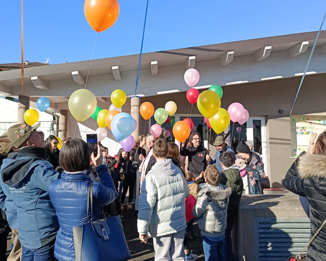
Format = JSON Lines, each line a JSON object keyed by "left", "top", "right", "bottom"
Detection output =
{"left": 105, "top": 110, "right": 120, "bottom": 130}
{"left": 173, "top": 121, "right": 191, "bottom": 143}
{"left": 84, "top": 0, "right": 120, "bottom": 33}
{"left": 140, "top": 102, "right": 154, "bottom": 121}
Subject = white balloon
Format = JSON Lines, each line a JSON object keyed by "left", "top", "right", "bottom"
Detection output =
{"left": 109, "top": 104, "right": 122, "bottom": 112}
{"left": 96, "top": 127, "right": 107, "bottom": 142}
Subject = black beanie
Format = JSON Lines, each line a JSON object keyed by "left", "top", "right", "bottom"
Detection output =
{"left": 236, "top": 140, "right": 251, "bottom": 154}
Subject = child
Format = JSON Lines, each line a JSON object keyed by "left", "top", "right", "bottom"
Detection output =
{"left": 193, "top": 165, "right": 231, "bottom": 261}
{"left": 138, "top": 139, "right": 189, "bottom": 260}
{"left": 235, "top": 158, "right": 262, "bottom": 195}
{"left": 184, "top": 171, "right": 199, "bottom": 260}
{"left": 219, "top": 152, "right": 243, "bottom": 261}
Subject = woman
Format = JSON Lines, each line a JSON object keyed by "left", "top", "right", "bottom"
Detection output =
{"left": 133, "top": 135, "right": 147, "bottom": 164}
{"left": 167, "top": 142, "right": 183, "bottom": 169}
{"left": 236, "top": 140, "right": 264, "bottom": 194}
{"left": 283, "top": 132, "right": 326, "bottom": 261}
{"left": 48, "top": 139, "right": 117, "bottom": 261}
{"left": 116, "top": 149, "right": 138, "bottom": 211}
{"left": 44, "top": 135, "right": 60, "bottom": 169}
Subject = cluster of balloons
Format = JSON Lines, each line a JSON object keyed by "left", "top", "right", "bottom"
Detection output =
{"left": 188, "top": 84, "right": 230, "bottom": 135}
{"left": 23, "top": 97, "right": 51, "bottom": 126}
{"left": 227, "top": 103, "right": 249, "bottom": 133}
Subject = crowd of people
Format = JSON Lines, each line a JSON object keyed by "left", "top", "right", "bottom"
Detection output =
{"left": 5, "top": 121, "right": 325, "bottom": 261}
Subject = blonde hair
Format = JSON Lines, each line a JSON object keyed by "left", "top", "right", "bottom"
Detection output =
{"left": 314, "top": 131, "right": 326, "bottom": 155}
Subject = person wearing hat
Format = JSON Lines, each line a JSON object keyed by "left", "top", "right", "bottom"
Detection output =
{"left": 0, "top": 123, "right": 60, "bottom": 261}
{"left": 211, "top": 135, "right": 235, "bottom": 172}
{"left": 0, "top": 136, "right": 22, "bottom": 261}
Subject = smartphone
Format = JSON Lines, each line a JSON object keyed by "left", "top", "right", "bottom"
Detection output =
{"left": 86, "top": 134, "right": 98, "bottom": 156}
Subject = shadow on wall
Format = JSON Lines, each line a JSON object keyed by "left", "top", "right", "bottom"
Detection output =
{"left": 234, "top": 194, "right": 309, "bottom": 261}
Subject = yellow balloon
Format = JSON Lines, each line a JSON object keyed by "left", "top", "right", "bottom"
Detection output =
{"left": 68, "top": 89, "right": 97, "bottom": 122}
{"left": 165, "top": 101, "right": 177, "bottom": 116}
{"left": 97, "top": 109, "right": 109, "bottom": 128}
{"left": 111, "top": 89, "right": 126, "bottom": 109}
{"left": 197, "top": 90, "right": 221, "bottom": 119}
{"left": 56, "top": 136, "right": 62, "bottom": 150}
{"left": 209, "top": 108, "right": 230, "bottom": 134}
{"left": 24, "top": 109, "right": 39, "bottom": 126}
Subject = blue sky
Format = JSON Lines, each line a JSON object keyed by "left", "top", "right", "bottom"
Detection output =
{"left": 0, "top": 0, "right": 325, "bottom": 64}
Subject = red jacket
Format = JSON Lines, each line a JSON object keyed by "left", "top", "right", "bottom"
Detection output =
{"left": 185, "top": 194, "right": 196, "bottom": 222}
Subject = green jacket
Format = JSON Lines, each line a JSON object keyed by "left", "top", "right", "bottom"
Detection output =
{"left": 221, "top": 166, "right": 243, "bottom": 216}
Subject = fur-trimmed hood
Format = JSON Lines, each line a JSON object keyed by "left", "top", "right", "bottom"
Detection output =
{"left": 198, "top": 184, "right": 232, "bottom": 201}
{"left": 298, "top": 153, "right": 326, "bottom": 179}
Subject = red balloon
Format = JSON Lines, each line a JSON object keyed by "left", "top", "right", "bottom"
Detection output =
{"left": 186, "top": 88, "right": 200, "bottom": 104}
{"left": 166, "top": 118, "right": 171, "bottom": 124}
{"left": 205, "top": 118, "right": 212, "bottom": 129}
{"left": 183, "top": 118, "right": 194, "bottom": 130}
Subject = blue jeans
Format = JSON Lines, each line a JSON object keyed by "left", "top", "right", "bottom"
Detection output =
{"left": 202, "top": 236, "right": 226, "bottom": 261}
{"left": 21, "top": 239, "right": 56, "bottom": 261}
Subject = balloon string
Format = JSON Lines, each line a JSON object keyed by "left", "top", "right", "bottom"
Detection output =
{"left": 231, "top": 123, "right": 235, "bottom": 145}
{"left": 21, "top": 0, "right": 24, "bottom": 94}
{"left": 85, "top": 32, "right": 99, "bottom": 88}
{"left": 134, "top": 0, "right": 150, "bottom": 96}
{"left": 289, "top": 11, "right": 326, "bottom": 115}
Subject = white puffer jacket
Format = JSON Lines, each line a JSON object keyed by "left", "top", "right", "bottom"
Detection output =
{"left": 137, "top": 159, "right": 189, "bottom": 237}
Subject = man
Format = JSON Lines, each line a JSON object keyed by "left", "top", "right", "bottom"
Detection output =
{"left": 138, "top": 139, "right": 189, "bottom": 260}
{"left": 181, "top": 132, "right": 211, "bottom": 178}
{"left": 0, "top": 137, "right": 20, "bottom": 261}
{"left": 211, "top": 135, "right": 235, "bottom": 172}
{"left": 0, "top": 123, "right": 60, "bottom": 260}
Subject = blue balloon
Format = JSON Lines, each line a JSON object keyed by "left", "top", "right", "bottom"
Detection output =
{"left": 111, "top": 113, "right": 135, "bottom": 141}
{"left": 36, "top": 97, "right": 50, "bottom": 112}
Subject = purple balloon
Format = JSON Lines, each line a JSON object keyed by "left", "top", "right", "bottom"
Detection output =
{"left": 164, "top": 130, "right": 170, "bottom": 138}
{"left": 133, "top": 119, "right": 138, "bottom": 132}
{"left": 236, "top": 127, "right": 241, "bottom": 133}
{"left": 150, "top": 124, "right": 162, "bottom": 138}
{"left": 120, "top": 135, "right": 135, "bottom": 152}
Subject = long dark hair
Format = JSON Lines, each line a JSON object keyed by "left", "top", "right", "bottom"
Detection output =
{"left": 116, "top": 148, "right": 130, "bottom": 165}
{"left": 167, "top": 142, "right": 182, "bottom": 165}
{"left": 188, "top": 132, "right": 202, "bottom": 147}
{"left": 44, "top": 135, "right": 58, "bottom": 150}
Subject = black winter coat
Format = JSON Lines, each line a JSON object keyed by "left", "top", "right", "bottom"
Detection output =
{"left": 282, "top": 153, "right": 326, "bottom": 261}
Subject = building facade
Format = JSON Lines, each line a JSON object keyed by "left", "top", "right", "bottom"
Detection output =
{"left": 1, "top": 31, "right": 326, "bottom": 187}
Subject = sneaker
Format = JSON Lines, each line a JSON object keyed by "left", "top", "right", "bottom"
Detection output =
{"left": 185, "top": 252, "right": 198, "bottom": 261}
{"left": 121, "top": 204, "right": 125, "bottom": 212}
{"left": 127, "top": 203, "right": 133, "bottom": 210}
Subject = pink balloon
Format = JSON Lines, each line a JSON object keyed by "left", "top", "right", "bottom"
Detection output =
{"left": 238, "top": 109, "right": 249, "bottom": 125}
{"left": 184, "top": 68, "right": 200, "bottom": 87}
{"left": 150, "top": 124, "right": 162, "bottom": 138}
{"left": 133, "top": 119, "right": 138, "bottom": 132}
{"left": 121, "top": 135, "right": 135, "bottom": 152}
{"left": 236, "top": 127, "right": 241, "bottom": 133}
{"left": 96, "top": 127, "right": 107, "bottom": 142}
{"left": 228, "top": 102, "right": 245, "bottom": 123}
{"left": 164, "top": 130, "right": 170, "bottom": 138}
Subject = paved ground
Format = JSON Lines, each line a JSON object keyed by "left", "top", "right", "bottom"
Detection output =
{"left": 6, "top": 204, "right": 205, "bottom": 260}
{"left": 123, "top": 205, "right": 205, "bottom": 261}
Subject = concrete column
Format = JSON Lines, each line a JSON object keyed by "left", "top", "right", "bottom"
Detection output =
{"left": 131, "top": 97, "right": 140, "bottom": 139}
{"left": 58, "top": 110, "right": 68, "bottom": 140}
{"left": 17, "top": 95, "right": 30, "bottom": 124}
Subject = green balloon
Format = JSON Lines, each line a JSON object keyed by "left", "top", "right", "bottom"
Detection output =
{"left": 154, "top": 108, "right": 168, "bottom": 125}
{"left": 209, "top": 85, "right": 223, "bottom": 99}
{"left": 91, "top": 106, "right": 102, "bottom": 120}
{"left": 171, "top": 118, "right": 175, "bottom": 126}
